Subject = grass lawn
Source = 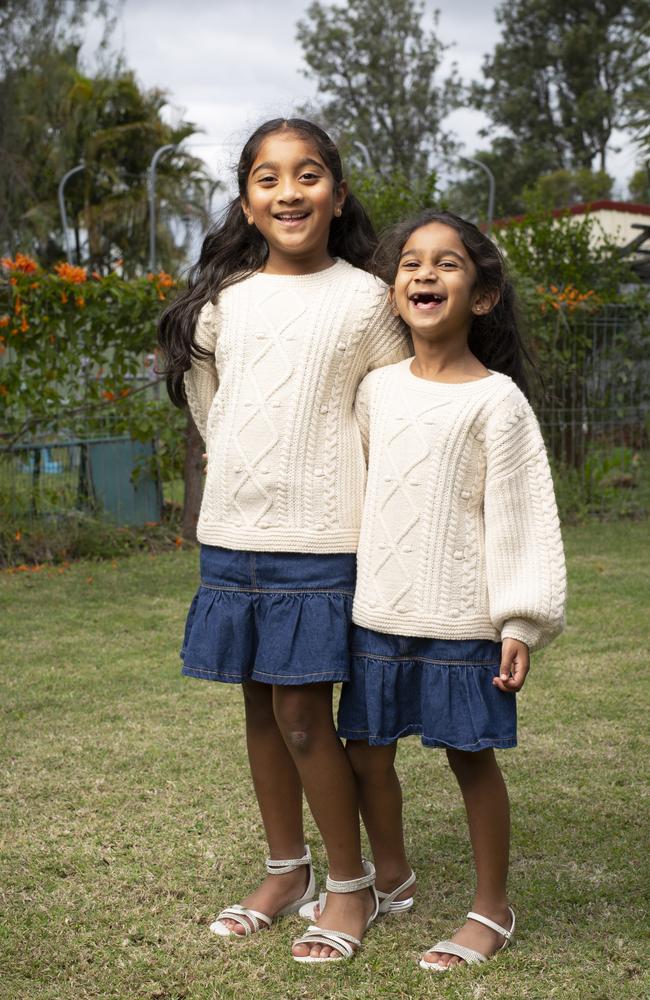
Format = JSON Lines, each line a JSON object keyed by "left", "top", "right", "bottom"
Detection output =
{"left": 1, "top": 521, "right": 648, "bottom": 1000}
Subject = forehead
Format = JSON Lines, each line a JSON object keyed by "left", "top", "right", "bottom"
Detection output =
{"left": 402, "top": 222, "right": 467, "bottom": 256}
{"left": 250, "top": 131, "right": 328, "bottom": 170}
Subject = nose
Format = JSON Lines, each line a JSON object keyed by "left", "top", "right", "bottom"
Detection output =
{"left": 277, "top": 177, "right": 301, "bottom": 203}
{"left": 415, "top": 264, "right": 438, "bottom": 282}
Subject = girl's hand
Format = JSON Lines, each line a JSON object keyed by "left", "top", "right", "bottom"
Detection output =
{"left": 493, "top": 638, "right": 529, "bottom": 692}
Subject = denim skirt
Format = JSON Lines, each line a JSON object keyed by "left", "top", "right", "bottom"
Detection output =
{"left": 337, "top": 627, "right": 517, "bottom": 751}
{"left": 180, "top": 545, "right": 356, "bottom": 685}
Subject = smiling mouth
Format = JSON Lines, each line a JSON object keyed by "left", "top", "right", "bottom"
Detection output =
{"left": 409, "top": 292, "right": 445, "bottom": 310}
{"left": 274, "top": 212, "right": 310, "bottom": 225}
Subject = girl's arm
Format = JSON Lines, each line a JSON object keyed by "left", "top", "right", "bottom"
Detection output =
{"left": 354, "top": 375, "right": 371, "bottom": 464}
{"left": 483, "top": 392, "right": 567, "bottom": 655}
{"left": 183, "top": 301, "right": 219, "bottom": 444}
{"left": 363, "top": 280, "right": 412, "bottom": 372}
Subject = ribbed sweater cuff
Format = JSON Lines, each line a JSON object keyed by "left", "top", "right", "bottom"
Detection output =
{"left": 500, "top": 618, "right": 540, "bottom": 649}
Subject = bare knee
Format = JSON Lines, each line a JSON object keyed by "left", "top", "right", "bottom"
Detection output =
{"left": 242, "top": 681, "right": 275, "bottom": 728}
{"left": 273, "top": 686, "right": 333, "bottom": 756}
{"left": 447, "top": 747, "right": 496, "bottom": 782}
{"left": 346, "top": 740, "right": 397, "bottom": 784}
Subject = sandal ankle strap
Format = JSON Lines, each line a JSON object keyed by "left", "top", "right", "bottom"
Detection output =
{"left": 265, "top": 844, "right": 312, "bottom": 876}
{"left": 326, "top": 859, "right": 376, "bottom": 894}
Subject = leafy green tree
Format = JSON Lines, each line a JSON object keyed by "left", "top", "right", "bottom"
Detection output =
{"left": 522, "top": 168, "right": 614, "bottom": 211}
{"left": 0, "top": 3, "right": 213, "bottom": 274}
{"left": 628, "top": 167, "right": 650, "bottom": 203}
{"left": 296, "top": 0, "right": 461, "bottom": 183}
{"left": 475, "top": 0, "right": 648, "bottom": 173}
{"left": 445, "top": 138, "right": 558, "bottom": 222}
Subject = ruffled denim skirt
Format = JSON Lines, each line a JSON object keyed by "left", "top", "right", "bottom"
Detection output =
{"left": 337, "top": 626, "right": 517, "bottom": 751}
{"left": 181, "top": 545, "right": 356, "bottom": 685}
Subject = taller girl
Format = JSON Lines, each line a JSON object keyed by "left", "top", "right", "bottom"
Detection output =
{"left": 158, "top": 119, "right": 410, "bottom": 961}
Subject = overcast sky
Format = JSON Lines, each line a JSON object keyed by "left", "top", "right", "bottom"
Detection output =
{"left": 95, "top": 0, "right": 638, "bottom": 198}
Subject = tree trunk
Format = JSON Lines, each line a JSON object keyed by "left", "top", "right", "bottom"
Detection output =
{"left": 182, "top": 410, "right": 204, "bottom": 541}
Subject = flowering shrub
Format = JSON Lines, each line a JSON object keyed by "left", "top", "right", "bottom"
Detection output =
{"left": 0, "top": 255, "right": 178, "bottom": 440}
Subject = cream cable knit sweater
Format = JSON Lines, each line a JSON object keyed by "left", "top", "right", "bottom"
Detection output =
{"left": 184, "top": 259, "right": 411, "bottom": 553}
{"left": 352, "top": 359, "right": 567, "bottom": 651}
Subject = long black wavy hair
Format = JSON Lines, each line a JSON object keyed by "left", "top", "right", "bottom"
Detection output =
{"left": 158, "top": 117, "right": 377, "bottom": 406}
{"left": 373, "top": 211, "right": 537, "bottom": 398}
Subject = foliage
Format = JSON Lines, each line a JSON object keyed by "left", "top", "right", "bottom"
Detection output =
{"left": 494, "top": 207, "right": 633, "bottom": 301}
{"left": 0, "top": 11, "right": 213, "bottom": 273}
{"left": 296, "top": 0, "right": 461, "bottom": 183}
{"left": 350, "top": 168, "right": 439, "bottom": 234}
{"left": 0, "top": 253, "right": 176, "bottom": 438}
{"left": 628, "top": 167, "right": 650, "bottom": 203}
{"left": 445, "top": 138, "right": 557, "bottom": 222}
{"left": 475, "top": 0, "right": 648, "bottom": 172}
{"left": 522, "top": 168, "right": 613, "bottom": 211}
{"left": 0, "top": 512, "right": 185, "bottom": 569}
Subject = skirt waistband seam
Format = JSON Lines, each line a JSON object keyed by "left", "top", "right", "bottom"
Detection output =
{"left": 200, "top": 582, "right": 355, "bottom": 595}
{"left": 351, "top": 651, "right": 500, "bottom": 666}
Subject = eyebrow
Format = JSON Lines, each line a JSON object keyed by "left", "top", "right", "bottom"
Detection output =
{"left": 251, "top": 157, "right": 326, "bottom": 176}
{"left": 400, "top": 248, "right": 466, "bottom": 262}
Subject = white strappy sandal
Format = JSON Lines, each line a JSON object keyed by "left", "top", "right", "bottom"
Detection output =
{"left": 292, "top": 859, "right": 379, "bottom": 963}
{"left": 209, "top": 845, "right": 316, "bottom": 938}
{"left": 377, "top": 869, "right": 417, "bottom": 915}
{"left": 299, "top": 867, "right": 416, "bottom": 920}
{"left": 419, "top": 906, "right": 516, "bottom": 970}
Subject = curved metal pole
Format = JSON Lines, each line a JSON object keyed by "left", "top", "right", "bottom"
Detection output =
{"left": 147, "top": 144, "right": 177, "bottom": 272}
{"left": 460, "top": 156, "right": 496, "bottom": 231}
{"left": 57, "top": 163, "right": 85, "bottom": 262}
{"left": 353, "top": 140, "right": 373, "bottom": 171}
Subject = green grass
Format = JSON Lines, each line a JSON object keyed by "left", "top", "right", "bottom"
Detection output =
{"left": 1, "top": 522, "right": 648, "bottom": 1000}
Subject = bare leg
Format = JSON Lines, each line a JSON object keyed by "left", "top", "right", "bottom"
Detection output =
{"left": 345, "top": 740, "right": 415, "bottom": 899}
{"left": 272, "top": 684, "right": 375, "bottom": 959}
{"left": 219, "top": 681, "right": 309, "bottom": 934}
{"left": 422, "top": 748, "right": 513, "bottom": 969}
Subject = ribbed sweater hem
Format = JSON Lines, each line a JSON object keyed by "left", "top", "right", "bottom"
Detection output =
{"left": 195, "top": 524, "right": 360, "bottom": 554}
{"left": 352, "top": 605, "right": 502, "bottom": 643}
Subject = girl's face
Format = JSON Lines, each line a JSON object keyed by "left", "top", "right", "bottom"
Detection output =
{"left": 241, "top": 131, "right": 347, "bottom": 274}
{"left": 391, "top": 222, "right": 494, "bottom": 344}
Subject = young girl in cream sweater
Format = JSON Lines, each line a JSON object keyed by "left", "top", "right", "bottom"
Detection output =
{"left": 335, "top": 211, "right": 566, "bottom": 970}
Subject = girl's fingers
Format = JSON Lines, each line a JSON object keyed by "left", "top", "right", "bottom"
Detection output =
{"left": 493, "top": 639, "right": 530, "bottom": 692}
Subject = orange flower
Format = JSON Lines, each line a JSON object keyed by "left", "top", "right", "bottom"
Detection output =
{"left": 0, "top": 385, "right": 8, "bottom": 397}
{"left": 102, "top": 390, "right": 115, "bottom": 401}
{"left": 75, "top": 296, "right": 85, "bottom": 308}
{"left": 54, "top": 262, "right": 87, "bottom": 284}
{"left": 174, "top": 536, "right": 183, "bottom": 547}
{"left": 15, "top": 530, "right": 21, "bottom": 541}
{"left": 20, "top": 315, "right": 29, "bottom": 332}
{"left": 14, "top": 297, "right": 22, "bottom": 315}
{"left": 60, "top": 291, "right": 68, "bottom": 304}
{"left": 30, "top": 282, "right": 40, "bottom": 290}
{"left": 1, "top": 252, "right": 38, "bottom": 273}
{"left": 0, "top": 316, "right": 9, "bottom": 327}
{"left": 9, "top": 277, "right": 17, "bottom": 285}
{"left": 119, "top": 388, "right": 129, "bottom": 398}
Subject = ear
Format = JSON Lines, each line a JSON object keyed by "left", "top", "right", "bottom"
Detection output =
{"left": 240, "top": 197, "right": 255, "bottom": 226}
{"left": 333, "top": 180, "right": 348, "bottom": 218}
{"left": 388, "top": 285, "right": 400, "bottom": 316}
{"left": 472, "top": 288, "right": 500, "bottom": 316}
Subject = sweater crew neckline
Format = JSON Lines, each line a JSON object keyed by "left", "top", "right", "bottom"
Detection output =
{"left": 252, "top": 258, "right": 348, "bottom": 284}
{"left": 399, "top": 358, "right": 504, "bottom": 393}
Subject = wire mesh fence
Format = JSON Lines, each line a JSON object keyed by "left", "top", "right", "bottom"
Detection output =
{"left": 534, "top": 302, "right": 650, "bottom": 518}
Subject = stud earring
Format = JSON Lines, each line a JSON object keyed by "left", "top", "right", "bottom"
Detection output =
{"left": 335, "top": 208, "right": 342, "bottom": 217}
{"left": 247, "top": 217, "right": 254, "bottom": 226}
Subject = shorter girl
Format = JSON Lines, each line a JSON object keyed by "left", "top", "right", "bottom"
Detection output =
{"left": 337, "top": 211, "right": 567, "bottom": 971}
